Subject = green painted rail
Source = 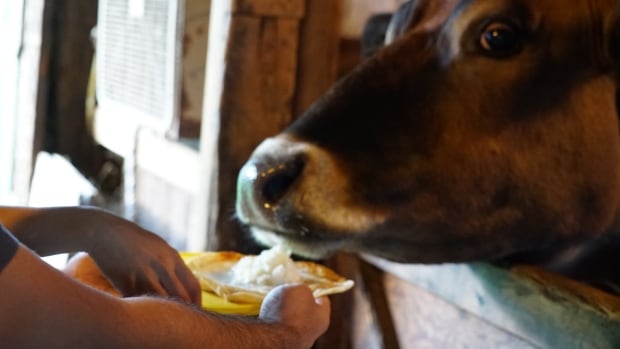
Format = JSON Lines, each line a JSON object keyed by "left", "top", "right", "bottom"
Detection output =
{"left": 365, "top": 256, "right": 620, "bottom": 349}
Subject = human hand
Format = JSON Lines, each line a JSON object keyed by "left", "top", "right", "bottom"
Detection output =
{"left": 87, "top": 209, "right": 201, "bottom": 304}
{"left": 259, "top": 284, "right": 331, "bottom": 349}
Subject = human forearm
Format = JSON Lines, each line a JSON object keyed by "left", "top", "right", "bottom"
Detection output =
{"left": 0, "top": 206, "right": 103, "bottom": 256}
{"left": 0, "top": 246, "right": 127, "bottom": 349}
{"left": 0, "top": 205, "right": 202, "bottom": 303}
{"left": 0, "top": 246, "right": 316, "bottom": 349}
{"left": 120, "top": 298, "right": 298, "bottom": 349}
{"left": 0, "top": 246, "right": 206, "bottom": 349}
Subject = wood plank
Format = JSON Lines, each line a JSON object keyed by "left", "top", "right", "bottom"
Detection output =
{"left": 349, "top": 269, "right": 383, "bottom": 349}
{"left": 213, "top": 14, "right": 263, "bottom": 252}
{"left": 293, "top": 0, "right": 342, "bottom": 115}
{"left": 198, "top": 7, "right": 300, "bottom": 252}
{"left": 194, "top": 0, "right": 234, "bottom": 251}
{"left": 233, "top": 0, "right": 304, "bottom": 18}
{"left": 46, "top": 0, "right": 99, "bottom": 176}
{"left": 177, "top": 0, "right": 212, "bottom": 139}
{"left": 358, "top": 259, "right": 401, "bottom": 349}
{"left": 264, "top": 18, "right": 298, "bottom": 129}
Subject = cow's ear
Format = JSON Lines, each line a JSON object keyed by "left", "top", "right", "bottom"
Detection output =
{"left": 361, "top": 0, "right": 423, "bottom": 53}
{"left": 361, "top": 13, "right": 393, "bottom": 59}
{"left": 360, "top": 0, "right": 460, "bottom": 60}
{"left": 612, "top": 26, "right": 620, "bottom": 85}
{"left": 384, "top": 0, "right": 419, "bottom": 44}
{"left": 607, "top": 4, "right": 620, "bottom": 73}
{"left": 360, "top": 0, "right": 436, "bottom": 59}
{"left": 604, "top": 3, "right": 620, "bottom": 114}
{"left": 387, "top": 0, "right": 458, "bottom": 42}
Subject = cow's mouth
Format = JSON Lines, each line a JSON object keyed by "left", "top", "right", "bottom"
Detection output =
{"left": 247, "top": 225, "right": 345, "bottom": 260}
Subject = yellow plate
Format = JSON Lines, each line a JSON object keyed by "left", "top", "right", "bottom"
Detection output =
{"left": 181, "top": 252, "right": 260, "bottom": 316}
{"left": 199, "top": 290, "right": 260, "bottom": 315}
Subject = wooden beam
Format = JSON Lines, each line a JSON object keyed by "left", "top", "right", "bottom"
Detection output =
{"left": 233, "top": 0, "right": 304, "bottom": 18}
{"left": 358, "top": 259, "right": 401, "bottom": 349}
{"left": 30, "top": 0, "right": 102, "bottom": 188}
{"left": 293, "top": 0, "right": 342, "bottom": 115}
{"left": 198, "top": 0, "right": 300, "bottom": 252}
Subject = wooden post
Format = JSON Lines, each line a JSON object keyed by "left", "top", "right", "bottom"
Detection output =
{"left": 44, "top": 0, "right": 99, "bottom": 178}
{"left": 197, "top": 0, "right": 304, "bottom": 252}
{"left": 293, "top": 0, "right": 342, "bottom": 114}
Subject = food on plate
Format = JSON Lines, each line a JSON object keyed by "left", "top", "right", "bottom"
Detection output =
{"left": 185, "top": 245, "right": 355, "bottom": 304}
{"left": 65, "top": 247, "right": 353, "bottom": 316}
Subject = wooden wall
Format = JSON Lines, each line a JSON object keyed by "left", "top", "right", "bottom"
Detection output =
{"left": 199, "top": 0, "right": 342, "bottom": 252}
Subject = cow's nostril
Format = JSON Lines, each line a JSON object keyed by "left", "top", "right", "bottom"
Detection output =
{"left": 261, "top": 157, "right": 305, "bottom": 204}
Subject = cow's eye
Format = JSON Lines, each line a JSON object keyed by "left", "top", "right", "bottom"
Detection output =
{"left": 480, "top": 22, "right": 522, "bottom": 57}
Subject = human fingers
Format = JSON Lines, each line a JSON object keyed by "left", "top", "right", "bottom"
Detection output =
{"left": 142, "top": 269, "right": 170, "bottom": 298}
{"left": 140, "top": 261, "right": 195, "bottom": 302}
{"left": 174, "top": 262, "right": 202, "bottom": 305}
{"left": 148, "top": 254, "right": 200, "bottom": 304}
{"left": 108, "top": 271, "right": 137, "bottom": 296}
{"left": 307, "top": 295, "right": 330, "bottom": 335}
{"left": 314, "top": 296, "right": 331, "bottom": 317}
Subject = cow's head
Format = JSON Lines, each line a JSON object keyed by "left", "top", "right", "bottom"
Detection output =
{"left": 236, "top": 0, "right": 620, "bottom": 264}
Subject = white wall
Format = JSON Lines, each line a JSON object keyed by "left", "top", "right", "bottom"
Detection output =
{"left": 0, "top": 0, "right": 24, "bottom": 204}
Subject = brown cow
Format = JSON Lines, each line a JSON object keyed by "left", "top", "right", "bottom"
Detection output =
{"left": 236, "top": 0, "right": 620, "bottom": 292}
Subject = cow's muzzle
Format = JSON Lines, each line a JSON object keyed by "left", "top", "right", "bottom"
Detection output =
{"left": 236, "top": 136, "right": 386, "bottom": 258}
{"left": 236, "top": 138, "right": 306, "bottom": 229}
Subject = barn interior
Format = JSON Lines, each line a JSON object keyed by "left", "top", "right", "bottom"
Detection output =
{"left": 1, "top": 0, "right": 620, "bottom": 348}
